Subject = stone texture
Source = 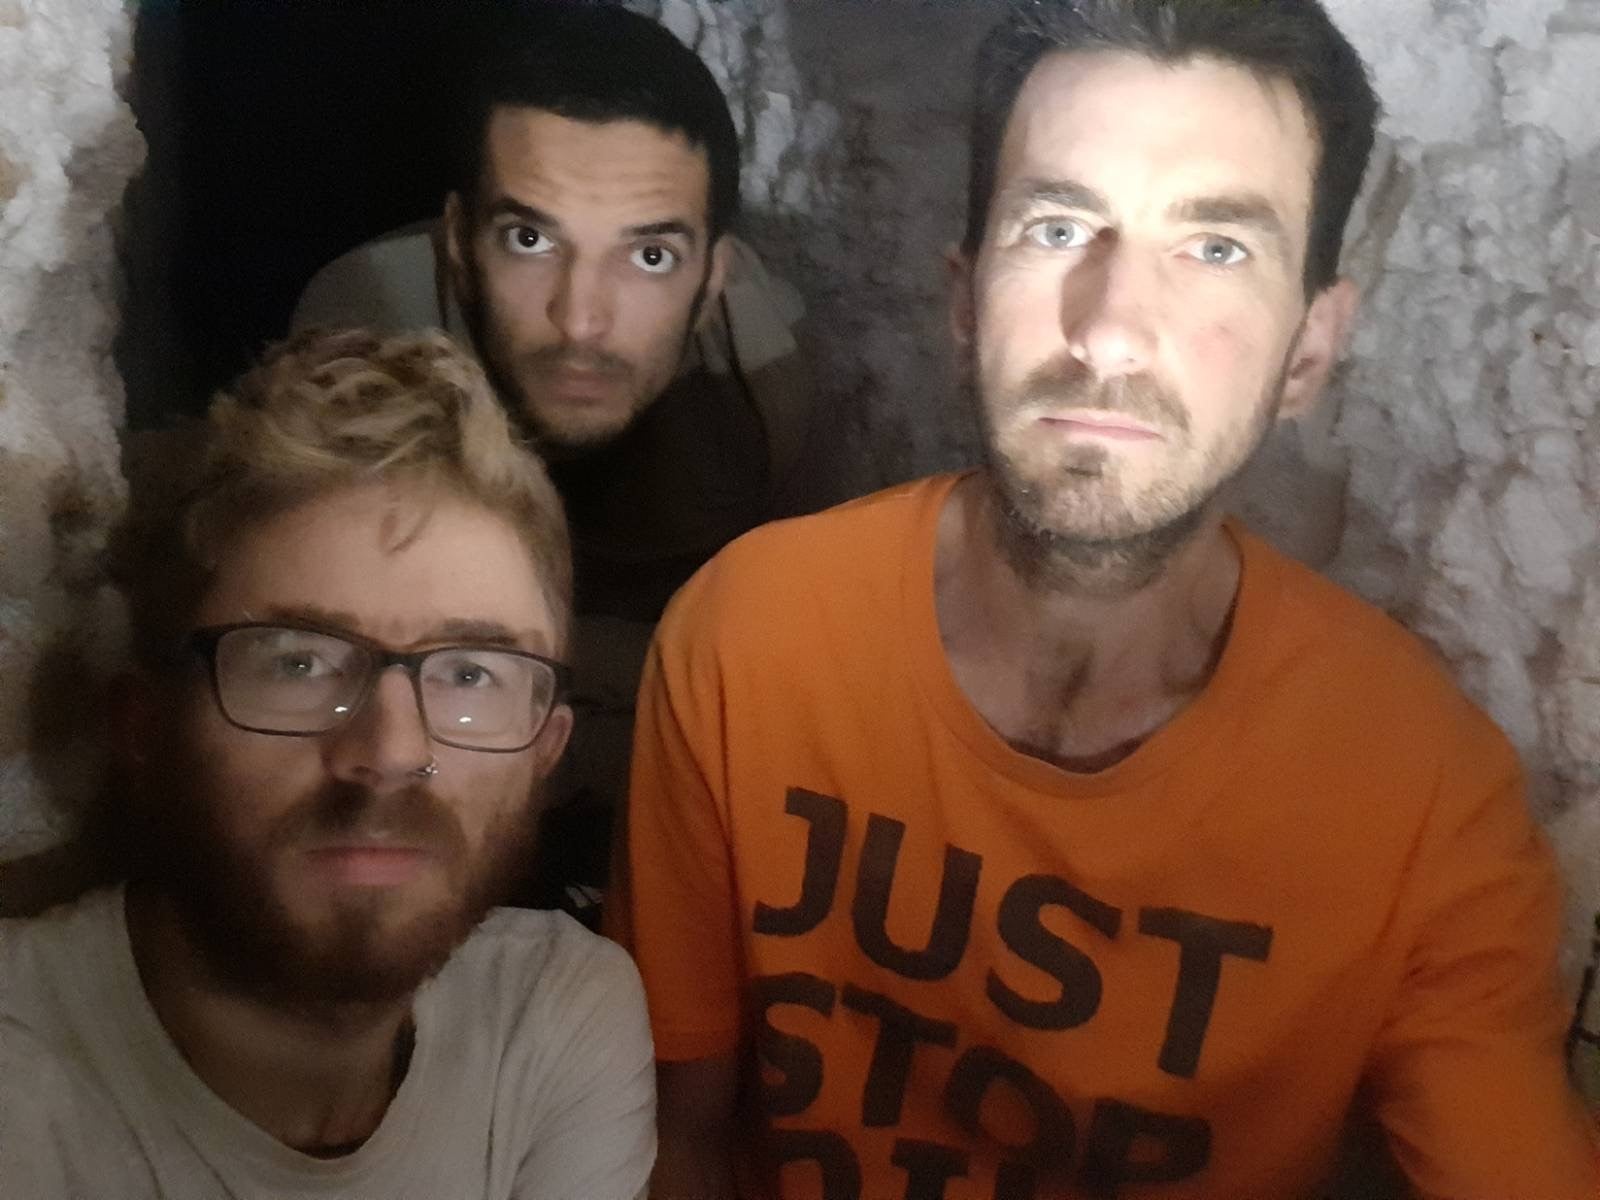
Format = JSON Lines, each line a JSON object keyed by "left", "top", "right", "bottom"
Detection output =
{"left": 0, "top": 0, "right": 141, "bottom": 874}
{"left": 1316, "top": 0, "right": 1600, "bottom": 1003}
{"left": 634, "top": 0, "right": 989, "bottom": 498}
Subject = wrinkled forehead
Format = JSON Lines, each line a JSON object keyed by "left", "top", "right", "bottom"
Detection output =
{"left": 997, "top": 50, "right": 1319, "bottom": 238}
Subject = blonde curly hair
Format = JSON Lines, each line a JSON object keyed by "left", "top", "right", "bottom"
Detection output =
{"left": 117, "top": 327, "right": 571, "bottom": 665}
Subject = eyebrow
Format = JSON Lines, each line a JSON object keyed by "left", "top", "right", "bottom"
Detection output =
{"left": 624, "top": 219, "right": 699, "bottom": 247}
{"left": 260, "top": 604, "right": 363, "bottom": 633}
{"left": 258, "top": 607, "right": 536, "bottom": 652}
{"left": 426, "top": 619, "right": 529, "bottom": 649}
{"left": 481, "top": 199, "right": 699, "bottom": 248}
{"left": 1168, "top": 194, "right": 1290, "bottom": 253}
{"left": 999, "top": 178, "right": 1113, "bottom": 222}
{"left": 482, "top": 198, "right": 562, "bottom": 231}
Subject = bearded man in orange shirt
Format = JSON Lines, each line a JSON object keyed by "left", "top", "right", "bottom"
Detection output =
{"left": 614, "top": 2, "right": 1600, "bottom": 1198}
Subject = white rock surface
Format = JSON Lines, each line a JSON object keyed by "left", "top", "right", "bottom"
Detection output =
{"left": 1321, "top": 1, "right": 1600, "bottom": 861}
{"left": 0, "top": 0, "right": 141, "bottom": 867}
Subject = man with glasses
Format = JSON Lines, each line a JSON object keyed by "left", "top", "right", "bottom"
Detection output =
{"left": 0, "top": 329, "right": 654, "bottom": 1198}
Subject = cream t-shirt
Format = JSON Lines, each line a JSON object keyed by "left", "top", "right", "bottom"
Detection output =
{"left": 0, "top": 887, "right": 655, "bottom": 1200}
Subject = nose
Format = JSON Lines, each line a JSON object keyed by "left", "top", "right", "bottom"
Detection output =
{"left": 323, "top": 665, "right": 434, "bottom": 791}
{"left": 1060, "top": 238, "right": 1157, "bottom": 379}
{"left": 547, "top": 258, "right": 615, "bottom": 345}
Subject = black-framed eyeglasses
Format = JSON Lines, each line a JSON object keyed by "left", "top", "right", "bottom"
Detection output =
{"left": 187, "top": 623, "right": 571, "bottom": 754}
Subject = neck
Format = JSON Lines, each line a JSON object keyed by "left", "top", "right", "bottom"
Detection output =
{"left": 125, "top": 885, "right": 415, "bottom": 1156}
{"left": 935, "top": 474, "right": 1241, "bottom": 771}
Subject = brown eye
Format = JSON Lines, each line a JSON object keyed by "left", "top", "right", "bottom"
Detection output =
{"left": 631, "top": 243, "right": 680, "bottom": 274}
{"left": 503, "top": 226, "right": 553, "bottom": 256}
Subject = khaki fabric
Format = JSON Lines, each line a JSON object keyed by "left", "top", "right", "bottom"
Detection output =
{"left": 0, "top": 888, "right": 655, "bottom": 1200}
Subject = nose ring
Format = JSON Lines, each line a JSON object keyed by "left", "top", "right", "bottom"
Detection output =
{"left": 414, "top": 758, "right": 440, "bottom": 779}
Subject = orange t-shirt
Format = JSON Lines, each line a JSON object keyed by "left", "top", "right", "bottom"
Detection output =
{"left": 617, "top": 473, "right": 1597, "bottom": 1199}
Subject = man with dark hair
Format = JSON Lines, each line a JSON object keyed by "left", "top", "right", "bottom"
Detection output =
{"left": 614, "top": 2, "right": 1600, "bottom": 1197}
{"left": 293, "top": 1, "right": 814, "bottom": 922}
{"left": 439, "top": 0, "right": 746, "bottom": 452}
{"left": 1, "top": 331, "right": 654, "bottom": 1198}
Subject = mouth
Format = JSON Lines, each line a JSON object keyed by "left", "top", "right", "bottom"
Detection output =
{"left": 1036, "top": 410, "right": 1164, "bottom": 442}
{"left": 302, "top": 843, "right": 435, "bottom": 888}
{"left": 534, "top": 363, "right": 629, "bottom": 402}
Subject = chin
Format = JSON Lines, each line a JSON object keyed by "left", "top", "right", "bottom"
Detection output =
{"left": 521, "top": 399, "right": 639, "bottom": 449}
{"left": 1008, "top": 476, "right": 1201, "bottom": 543}
{"left": 262, "top": 885, "right": 483, "bottom": 1008}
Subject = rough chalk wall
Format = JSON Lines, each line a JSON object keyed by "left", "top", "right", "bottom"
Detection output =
{"left": 647, "top": 0, "right": 1600, "bottom": 988}
{"left": 0, "top": 0, "right": 141, "bottom": 880}
{"left": 638, "top": 0, "right": 991, "bottom": 499}
{"left": 1316, "top": 0, "right": 1600, "bottom": 993}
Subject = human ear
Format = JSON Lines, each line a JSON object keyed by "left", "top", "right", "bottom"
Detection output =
{"left": 107, "top": 671, "right": 163, "bottom": 776}
{"left": 707, "top": 236, "right": 731, "bottom": 302}
{"left": 693, "top": 236, "right": 733, "bottom": 332}
{"left": 441, "top": 192, "right": 475, "bottom": 305}
{"left": 946, "top": 244, "right": 978, "bottom": 351}
{"left": 530, "top": 703, "right": 574, "bottom": 778}
{"left": 1279, "top": 277, "right": 1359, "bottom": 420}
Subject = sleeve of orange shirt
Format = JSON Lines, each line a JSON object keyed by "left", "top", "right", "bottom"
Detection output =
{"left": 610, "top": 613, "right": 746, "bottom": 1064}
{"left": 1368, "top": 735, "right": 1600, "bottom": 1199}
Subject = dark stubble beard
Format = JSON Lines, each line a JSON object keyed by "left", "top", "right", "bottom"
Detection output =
{"left": 124, "top": 747, "right": 540, "bottom": 1013}
{"left": 457, "top": 232, "right": 715, "bottom": 453}
{"left": 971, "top": 343, "right": 1296, "bottom": 597}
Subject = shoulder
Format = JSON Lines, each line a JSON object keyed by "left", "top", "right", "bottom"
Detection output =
{"left": 0, "top": 1015, "right": 111, "bottom": 1115}
{"left": 440, "top": 908, "right": 646, "bottom": 1023}
{"left": 721, "top": 235, "right": 804, "bottom": 323}
{"left": 0, "top": 889, "right": 129, "bottom": 1064}
{"left": 437, "top": 914, "right": 654, "bottom": 1135}
{"left": 0, "top": 1017, "right": 158, "bottom": 1198}
{"left": 660, "top": 473, "right": 955, "bottom": 641}
{"left": 1238, "top": 526, "right": 1512, "bottom": 760}
{"left": 0, "top": 888, "right": 121, "bottom": 982}
{"left": 291, "top": 219, "right": 442, "bottom": 336}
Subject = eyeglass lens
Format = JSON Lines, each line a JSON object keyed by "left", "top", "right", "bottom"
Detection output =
{"left": 212, "top": 626, "right": 557, "bottom": 750}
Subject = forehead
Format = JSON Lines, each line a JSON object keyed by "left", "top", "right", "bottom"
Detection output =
{"left": 195, "top": 485, "right": 559, "bottom": 654}
{"left": 997, "top": 50, "right": 1318, "bottom": 233}
{"left": 478, "top": 107, "right": 711, "bottom": 233}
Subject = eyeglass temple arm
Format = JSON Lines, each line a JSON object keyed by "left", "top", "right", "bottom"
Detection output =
{"left": 1566, "top": 912, "right": 1600, "bottom": 1066}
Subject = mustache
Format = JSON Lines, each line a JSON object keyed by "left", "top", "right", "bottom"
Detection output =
{"left": 269, "top": 780, "right": 468, "bottom": 858}
{"left": 520, "top": 344, "right": 633, "bottom": 378}
{"left": 1009, "top": 353, "right": 1189, "bottom": 434}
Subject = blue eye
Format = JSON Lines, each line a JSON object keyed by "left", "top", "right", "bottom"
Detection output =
{"left": 270, "top": 653, "right": 328, "bottom": 679}
{"left": 236, "top": 631, "right": 347, "bottom": 682}
{"left": 1025, "top": 219, "right": 1091, "bottom": 250}
{"left": 1190, "top": 236, "right": 1249, "bottom": 267}
{"left": 423, "top": 653, "right": 503, "bottom": 691}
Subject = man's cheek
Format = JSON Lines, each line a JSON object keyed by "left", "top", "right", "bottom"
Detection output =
{"left": 484, "top": 269, "right": 555, "bottom": 332}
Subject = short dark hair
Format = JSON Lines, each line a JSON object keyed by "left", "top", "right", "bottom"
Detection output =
{"left": 964, "top": 0, "right": 1379, "bottom": 295}
{"left": 450, "top": 2, "right": 741, "bottom": 240}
